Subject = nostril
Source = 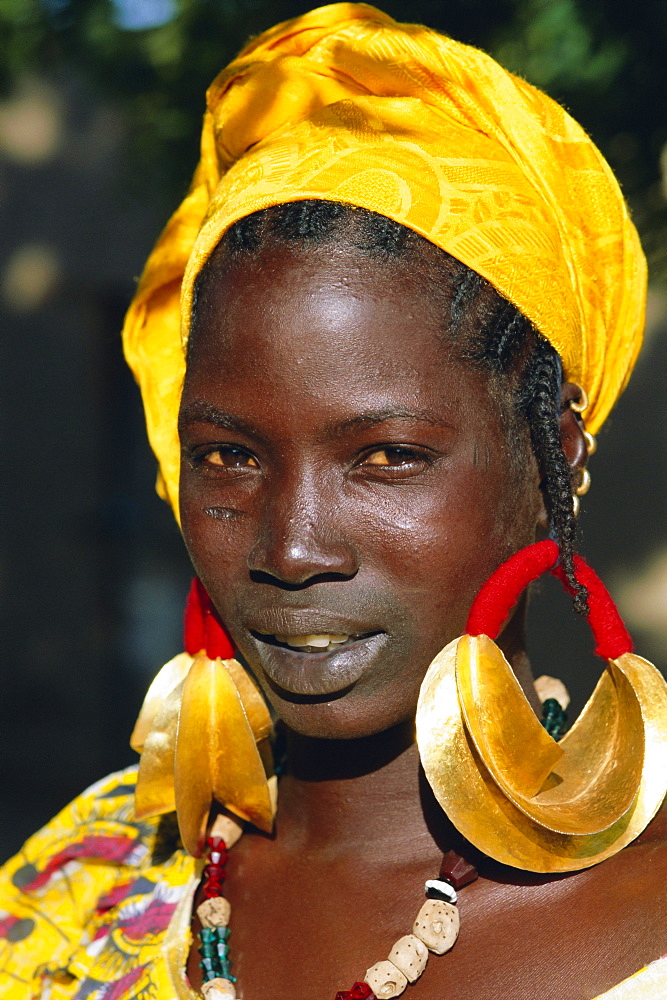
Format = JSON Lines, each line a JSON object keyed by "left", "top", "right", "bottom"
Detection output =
{"left": 248, "top": 568, "right": 358, "bottom": 589}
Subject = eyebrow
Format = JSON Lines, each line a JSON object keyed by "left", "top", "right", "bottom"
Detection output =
{"left": 179, "top": 401, "right": 454, "bottom": 439}
{"left": 178, "top": 401, "right": 258, "bottom": 438}
{"left": 330, "top": 408, "right": 455, "bottom": 435}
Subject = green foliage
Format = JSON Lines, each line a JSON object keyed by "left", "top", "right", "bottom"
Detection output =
{"left": 1, "top": 0, "right": 665, "bottom": 281}
{"left": 494, "top": 0, "right": 627, "bottom": 91}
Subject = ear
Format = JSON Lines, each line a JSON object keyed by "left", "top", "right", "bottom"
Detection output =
{"left": 559, "top": 382, "right": 588, "bottom": 472}
{"left": 535, "top": 381, "right": 588, "bottom": 530}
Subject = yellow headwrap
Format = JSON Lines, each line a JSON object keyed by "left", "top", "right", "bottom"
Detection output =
{"left": 122, "top": 2, "right": 646, "bottom": 517}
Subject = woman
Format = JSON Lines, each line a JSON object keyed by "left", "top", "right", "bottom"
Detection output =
{"left": 2, "top": 5, "right": 666, "bottom": 999}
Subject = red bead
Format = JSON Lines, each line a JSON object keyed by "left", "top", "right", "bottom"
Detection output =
{"left": 439, "top": 850, "right": 478, "bottom": 890}
{"left": 204, "top": 877, "right": 226, "bottom": 891}
{"left": 203, "top": 885, "right": 225, "bottom": 898}
{"left": 204, "top": 872, "right": 225, "bottom": 885}
{"left": 204, "top": 864, "right": 227, "bottom": 879}
{"left": 335, "top": 984, "right": 375, "bottom": 1000}
{"left": 206, "top": 836, "right": 226, "bottom": 851}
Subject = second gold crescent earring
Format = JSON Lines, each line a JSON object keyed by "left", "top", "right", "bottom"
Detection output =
{"left": 416, "top": 540, "right": 667, "bottom": 873}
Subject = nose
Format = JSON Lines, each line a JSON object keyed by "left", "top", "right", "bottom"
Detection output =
{"left": 247, "top": 468, "right": 359, "bottom": 586}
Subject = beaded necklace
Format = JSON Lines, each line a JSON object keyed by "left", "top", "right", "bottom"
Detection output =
{"left": 194, "top": 822, "right": 477, "bottom": 1000}
{"left": 192, "top": 690, "right": 564, "bottom": 999}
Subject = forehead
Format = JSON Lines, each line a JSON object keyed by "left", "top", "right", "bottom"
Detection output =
{"left": 183, "top": 243, "right": 499, "bottom": 439}
{"left": 189, "top": 240, "right": 455, "bottom": 366}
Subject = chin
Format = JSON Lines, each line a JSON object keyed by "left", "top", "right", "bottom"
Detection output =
{"left": 265, "top": 684, "right": 417, "bottom": 742}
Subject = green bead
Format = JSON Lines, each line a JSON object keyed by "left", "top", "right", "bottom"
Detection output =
{"left": 541, "top": 698, "right": 567, "bottom": 740}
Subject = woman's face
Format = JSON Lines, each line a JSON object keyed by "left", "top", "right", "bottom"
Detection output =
{"left": 179, "top": 241, "right": 542, "bottom": 739}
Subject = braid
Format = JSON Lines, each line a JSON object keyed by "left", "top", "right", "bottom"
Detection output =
{"left": 518, "top": 338, "right": 588, "bottom": 614}
{"left": 195, "top": 200, "right": 587, "bottom": 613}
{"left": 450, "top": 268, "right": 486, "bottom": 331}
{"left": 484, "top": 305, "right": 531, "bottom": 374}
{"left": 272, "top": 200, "right": 347, "bottom": 242}
{"left": 454, "top": 276, "right": 586, "bottom": 612}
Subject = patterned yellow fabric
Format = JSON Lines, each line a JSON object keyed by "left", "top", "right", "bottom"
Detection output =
{"left": 0, "top": 768, "right": 196, "bottom": 1000}
{"left": 122, "top": 2, "right": 646, "bottom": 515}
{"left": 0, "top": 768, "right": 664, "bottom": 999}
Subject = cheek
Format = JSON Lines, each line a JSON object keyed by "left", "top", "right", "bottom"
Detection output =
{"left": 363, "top": 468, "right": 529, "bottom": 630}
{"left": 179, "top": 496, "right": 248, "bottom": 611}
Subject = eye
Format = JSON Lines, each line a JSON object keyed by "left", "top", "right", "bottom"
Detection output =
{"left": 358, "top": 446, "right": 435, "bottom": 479}
{"left": 365, "top": 446, "right": 424, "bottom": 467}
{"left": 200, "top": 447, "right": 258, "bottom": 469}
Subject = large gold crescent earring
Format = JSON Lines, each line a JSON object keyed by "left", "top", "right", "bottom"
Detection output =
{"left": 416, "top": 540, "right": 667, "bottom": 873}
{"left": 130, "top": 579, "right": 276, "bottom": 857}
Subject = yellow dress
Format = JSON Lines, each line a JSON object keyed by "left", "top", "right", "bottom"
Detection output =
{"left": 0, "top": 767, "right": 664, "bottom": 1000}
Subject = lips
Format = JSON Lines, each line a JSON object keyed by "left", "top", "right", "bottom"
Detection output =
{"left": 246, "top": 607, "right": 379, "bottom": 638}
{"left": 242, "top": 608, "right": 387, "bottom": 697}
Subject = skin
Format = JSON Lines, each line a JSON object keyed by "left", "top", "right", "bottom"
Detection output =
{"left": 178, "top": 239, "right": 667, "bottom": 999}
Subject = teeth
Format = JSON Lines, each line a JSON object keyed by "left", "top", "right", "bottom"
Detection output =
{"left": 301, "top": 635, "right": 329, "bottom": 648}
{"left": 275, "top": 633, "right": 351, "bottom": 649}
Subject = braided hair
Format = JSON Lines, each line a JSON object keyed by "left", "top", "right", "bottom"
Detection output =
{"left": 192, "top": 200, "right": 587, "bottom": 613}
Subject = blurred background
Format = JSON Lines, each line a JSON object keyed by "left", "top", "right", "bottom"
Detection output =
{"left": 1, "top": 0, "right": 666, "bottom": 862}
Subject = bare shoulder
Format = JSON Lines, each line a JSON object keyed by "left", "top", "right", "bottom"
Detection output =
{"left": 595, "top": 798, "right": 667, "bottom": 910}
{"left": 422, "top": 804, "right": 667, "bottom": 1000}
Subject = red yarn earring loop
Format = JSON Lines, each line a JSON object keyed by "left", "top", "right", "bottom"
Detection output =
{"left": 184, "top": 578, "right": 235, "bottom": 659}
{"left": 465, "top": 540, "right": 632, "bottom": 660}
{"left": 185, "top": 545, "right": 631, "bottom": 664}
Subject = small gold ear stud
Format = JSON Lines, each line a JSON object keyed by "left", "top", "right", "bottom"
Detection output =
{"left": 569, "top": 385, "right": 589, "bottom": 413}
{"left": 583, "top": 429, "right": 597, "bottom": 455}
{"left": 575, "top": 468, "right": 591, "bottom": 497}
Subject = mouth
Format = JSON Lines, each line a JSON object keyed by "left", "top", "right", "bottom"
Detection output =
{"left": 246, "top": 627, "right": 387, "bottom": 697}
{"left": 258, "top": 631, "right": 374, "bottom": 654}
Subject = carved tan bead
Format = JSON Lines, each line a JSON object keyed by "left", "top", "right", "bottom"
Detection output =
{"left": 364, "top": 959, "right": 408, "bottom": 998}
{"left": 197, "top": 896, "right": 231, "bottom": 928}
{"left": 201, "top": 978, "right": 236, "bottom": 999}
{"left": 534, "top": 674, "right": 571, "bottom": 710}
{"left": 388, "top": 933, "right": 429, "bottom": 982}
{"left": 412, "top": 899, "right": 460, "bottom": 954}
{"left": 209, "top": 812, "right": 243, "bottom": 847}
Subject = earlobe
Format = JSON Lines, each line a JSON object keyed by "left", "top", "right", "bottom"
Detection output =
{"left": 559, "top": 382, "right": 589, "bottom": 473}
{"left": 561, "top": 382, "right": 596, "bottom": 516}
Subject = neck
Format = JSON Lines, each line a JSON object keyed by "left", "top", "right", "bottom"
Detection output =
{"left": 275, "top": 721, "right": 467, "bottom": 867}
